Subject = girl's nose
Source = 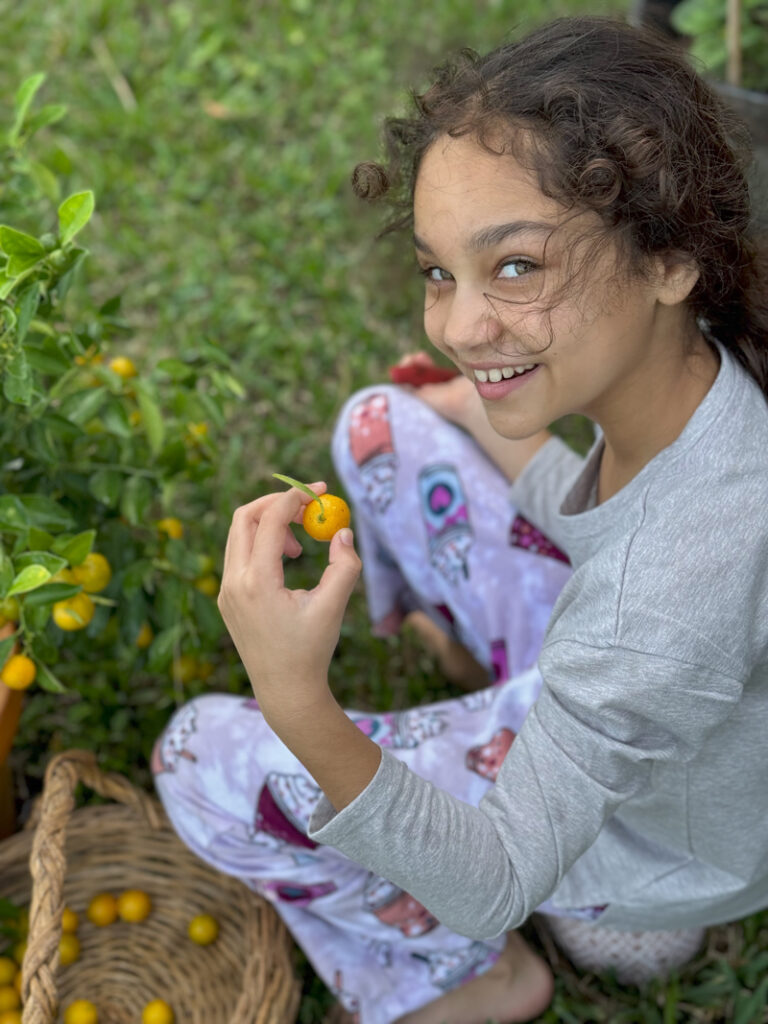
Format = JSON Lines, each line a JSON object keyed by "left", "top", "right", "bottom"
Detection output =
{"left": 442, "top": 286, "right": 504, "bottom": 353}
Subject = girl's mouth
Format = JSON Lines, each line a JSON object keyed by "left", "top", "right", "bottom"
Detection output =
{"left": 473, "top": 363, "right": 541, "bottom": 399}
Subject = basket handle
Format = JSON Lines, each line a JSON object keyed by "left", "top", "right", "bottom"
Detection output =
{"left": 21, "top": 749, "right": 165, "bottom": 1024}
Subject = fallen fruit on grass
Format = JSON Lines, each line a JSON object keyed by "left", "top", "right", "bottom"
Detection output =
{"left": 272, "top": 474, "right": 351, "bottom": 542}
{"left": 0, "top": 654, "right": 36, "bottom": 691}
{"left": 117, "top": 889, "right": 152, "bottom": 923}
{"left": 187, "top": 913, "right": 219, "bottom": 945}
{"left": 58, "top": 933, "right": 80, "bottom": 966}
{"left": 86, "top": 892, "right": 118, "bottom": 927}
{"left": 142, "top": 998, "right": 174, "bottom": 1024}
{"left": 64, "top": 999, "right": 99, "bottom": 1024}
{"left": 52, "top": 593, "right": 95, "bottom": 632}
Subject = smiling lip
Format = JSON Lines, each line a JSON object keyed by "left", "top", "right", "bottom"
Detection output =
{"left": 473, "top": 364, "right": 542, "bottom": 399}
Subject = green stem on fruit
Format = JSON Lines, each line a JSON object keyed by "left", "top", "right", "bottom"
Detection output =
{"left": 272, "top": 473, "right": 325, "bottom": 519}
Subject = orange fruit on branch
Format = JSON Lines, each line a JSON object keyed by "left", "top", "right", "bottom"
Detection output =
{"left": 52, "top": 593, "right": 95, "bottom": 631}
{"left": 0, "top": 654, "right": 36, "bottom": 691}
{"left": 71, "top": 553, "right": 112, "bottom": 593}
{"left": 272, "top": 474, "right": 351, "bottom": 542}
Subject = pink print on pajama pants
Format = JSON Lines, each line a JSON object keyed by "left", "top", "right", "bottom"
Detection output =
{"left": 152, "top": 385, "right": 603, "bottom": 1024}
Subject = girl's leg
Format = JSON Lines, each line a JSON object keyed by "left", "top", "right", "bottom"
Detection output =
{"left": 332, "top": 385, "right": 572, "bottom": 687}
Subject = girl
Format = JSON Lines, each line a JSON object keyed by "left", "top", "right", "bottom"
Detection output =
{"left": 152, "top": 16, "right": 768, "bottom": 1024}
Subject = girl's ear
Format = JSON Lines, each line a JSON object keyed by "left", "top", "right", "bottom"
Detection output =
{"left": 654, "top": 251, "right": 701, "bottom": 306}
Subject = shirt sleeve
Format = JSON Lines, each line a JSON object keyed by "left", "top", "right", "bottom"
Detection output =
{"left": 308, "top": 641, "right": 743, "bottom": 939}
{"left": 508, "top": 436, "right": 586, "bottom": 551}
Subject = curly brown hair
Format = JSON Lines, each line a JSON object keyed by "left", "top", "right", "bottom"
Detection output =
{"left": 352, "top": 16, "right": 768, "bottom": 397}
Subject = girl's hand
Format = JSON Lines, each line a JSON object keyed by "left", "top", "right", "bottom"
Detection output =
{"left": 393, "top": 352, "right": 481, "bottom": 430}
{"left": 218, "top": 483, "right": 362, "bottom": 722}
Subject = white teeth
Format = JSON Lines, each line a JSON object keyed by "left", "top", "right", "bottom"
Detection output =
{"left": 473, "top": 363, "right": 537, "bottom": 383}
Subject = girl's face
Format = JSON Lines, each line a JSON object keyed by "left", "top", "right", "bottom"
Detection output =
{"left": 413, "top": 134, "right": 687, "bottom": 442}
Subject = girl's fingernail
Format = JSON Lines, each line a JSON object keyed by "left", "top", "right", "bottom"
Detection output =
{"left": 338, "top": 528, "right": 354, "bottom": 546}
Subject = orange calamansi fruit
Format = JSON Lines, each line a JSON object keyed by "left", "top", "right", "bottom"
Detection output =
{"left": 61, "top": 907, "right": 79, "bottom": 933}
{"left": 157, "top": 517, "right": 184, "bottom": 541}
{"left": 302, "top": 494, "right": 351, "bottom": 542}
{"left": 0, "top": 961, "right": 14, "bottom": 987}
{"left": 71, "top": 553, "right": 112, "bottom": 593}
{"left": 187, "top": 913, "right": 219, "bottom": 945}
{"left": 52, "top": 593, "right": 95, "bottom": 632}
{"left": 142, "top": 999, "right": 174, "bottom": 1024}
{"left": 58, "top": 933, "right": 80, "bottom": 966}
{"left": 63, "top": 1000, "right": 99, "bottom": 1024}
{"left": 194, "top": 574, "right": 219, "bottom": 597}
{"left": 0, "top": 1010, "right": 22, "bottom": 1024}
{"left": 136, "top": 622, "right": 153, "bottom": 649}
{"left": 108, "top": 356, "right": 137, "bottom": 379}
{"left": 0, "top": 654, "right": 36, "bottom": 691}
{"left": 0, "top": 987, "right": 19, "bottom": 1013}
{"left": 12, "top": 973, "right": 20, "bottom": 997}
{"left": 86, "top": 892, "right": 118, "bottom": 927}
{"left": 117, "top": 889, "right": 152, "bottom": 923}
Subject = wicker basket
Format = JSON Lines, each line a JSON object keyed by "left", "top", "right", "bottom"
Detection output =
{"left": 0, "top": 749, "right": 301, "bottom": 1024}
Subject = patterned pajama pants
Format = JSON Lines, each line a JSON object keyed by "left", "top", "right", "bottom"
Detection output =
{"left": 152, "top": 385, "right": 701, "bottom": 1023}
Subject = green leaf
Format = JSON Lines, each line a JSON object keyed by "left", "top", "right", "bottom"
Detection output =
{"left": 58, "top": 386, "right": 108, "bottom": 426}
{"left": 120, "top": 474, "right": 153, "bottom": 526}
{"left": 27, "top": 160, "right": 61, "bottom": 203}
{"left": 0, "top": 226, "right": 46, "bottom": 260}
{"left": 14, "top": 551, "right": 67, "bottom": 576}
{"left": 23, "top": 581, "right": 81, "bottom": 607}
{"left": 0, "top": 550, "right": 14, "bottom": 597}
{"left": 3, "top": 348, "right": 34, "bottom": 406}
{"left": 147, "top": 624, "right": 183, "bottom": 672}
{"left": 99, "top": 397, "right": 132, "bottom": 439}
{"left": 19, "top": 495, "right": 74, "bottom": 531}
{"left": 7, "top": 564, "right": 51, "bottom": 595}
{"left": 0, "top": 496, "right": 29, "bottom": 532}
{"left": 15, "top": 283, "right": 40, "bottom": 344}
{"left": 89, "top": 469, "right": 123, "bottom": 507}
{"left": 0, "top": 636, "right": 16, "bottom": 670}
{"left": 23, "top": 103, "right": 67, "bottom": 138}
{"left": 51, "top": 529, "right": 96, "bottom": 565}
{"left": 27, "top": 527, "right": 54, "bottom": 549}
{"left": 58, "top": 191, "right": 95, "bottom": 246}
{"left": 36, "top": 662, "right": 68, "bottom": 694}
{"left": 9, "top": 72, "right": 46, "bottom": 146}
{"left": 133, "top": 380, "right": 165, "bottom": 455}
{"left": 156, "top": 358, "right": 194, "bottom": 381}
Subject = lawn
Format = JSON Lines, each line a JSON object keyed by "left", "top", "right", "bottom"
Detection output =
{"left": 2, "top": 0, "right": 767, "bottom": 1021}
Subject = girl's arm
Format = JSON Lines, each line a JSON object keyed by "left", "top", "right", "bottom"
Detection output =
{"left": 217, "top": 484, "right": 381, "bottom": 811}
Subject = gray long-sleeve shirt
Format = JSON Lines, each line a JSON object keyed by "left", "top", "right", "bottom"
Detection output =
{"left": 309, "top": 337, "right": 768, "bottom": 934}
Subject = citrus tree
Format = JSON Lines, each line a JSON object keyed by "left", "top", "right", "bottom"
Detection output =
{"left": 0, "top": 74, "right": 243, "bottom": 772}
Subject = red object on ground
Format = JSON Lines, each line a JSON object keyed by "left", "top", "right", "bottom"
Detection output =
{"left": 388, "top": 363, "right": 460, "bottom": 387}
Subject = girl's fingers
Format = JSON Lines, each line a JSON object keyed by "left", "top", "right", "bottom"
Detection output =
{"left": 251, "top": 488, "right": 308, "bottom": 583}
{"left": 223, "top": 482, "right": 327, "bottom": 575}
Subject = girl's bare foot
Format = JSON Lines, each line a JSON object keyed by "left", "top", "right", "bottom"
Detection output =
{"left": 404, "top": 610, "right": 491, "bottom": 691}
{"left": 393, "top": 931, "right": 554, "bottom": 1024}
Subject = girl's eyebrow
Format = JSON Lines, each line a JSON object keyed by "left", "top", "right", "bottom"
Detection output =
{"left": 413, "top": 220, "right": 556, "bottom": 257}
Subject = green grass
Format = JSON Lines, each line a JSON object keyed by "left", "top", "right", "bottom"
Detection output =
{"left": 2, "top": 1, "right": 767, "bottom": 1021}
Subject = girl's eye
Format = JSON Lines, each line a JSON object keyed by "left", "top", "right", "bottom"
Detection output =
{"left": 419, "top": 266, "right": 453, "bottom": 283}
{"left": 498, "top": 259, "right": 537, "bottom": 279}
